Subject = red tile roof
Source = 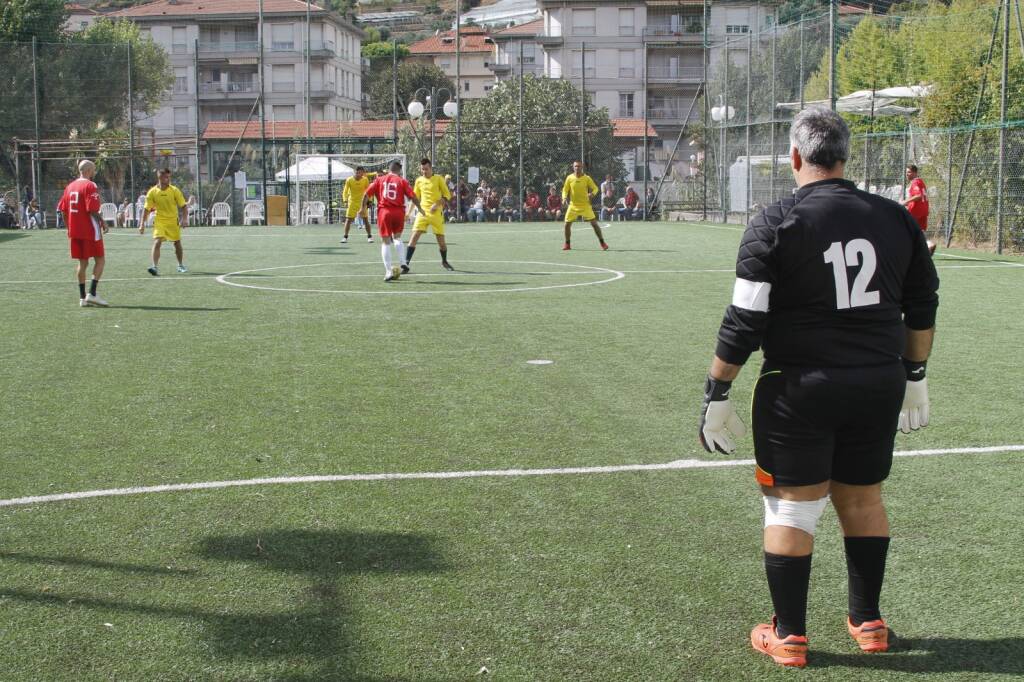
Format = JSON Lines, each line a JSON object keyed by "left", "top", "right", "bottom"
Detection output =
{"left": 408, "top": 29, "right": 494, "bottom": 55}
{"left": 110, "top": 0, "right": 324, "bottom": 18}
{"left": 493, "top": 18, "right": 544, "bottom": 37}
{"left": 203, "top": 118, "right": 657, "bottom": 140}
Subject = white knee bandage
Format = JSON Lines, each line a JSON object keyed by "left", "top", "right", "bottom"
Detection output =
{"left": 763, "top": 496, "right": 830, "bottom": 536}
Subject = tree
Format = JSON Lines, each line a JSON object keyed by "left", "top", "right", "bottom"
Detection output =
{"left": 367, "top": 61, "right": 454, "bottom": 120}
{"left": 361, "top": 41, "right": 409, "bottom": 62}
{"left": 430, "top": 76, "right": 625, "bottom": 194}
{"left": 0, "top": 0, "right": 67, "bottom": 43}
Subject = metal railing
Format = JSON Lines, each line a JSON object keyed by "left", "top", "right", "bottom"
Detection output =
{"left": 198, "top": 41, "right": 259, "bottom": 54}
{"left": 647, "top": 65, "right": 704, "bottom": 81}
{"left": 642, "top": 25, "right": 704, "bottom": 39}
{"left": 201, "top": 82, "right": 257, "bottom": 94}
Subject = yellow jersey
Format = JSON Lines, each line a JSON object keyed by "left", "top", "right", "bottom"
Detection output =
{"left": 144, "top": 184, "right": 186, "bottom": 230}
{"left": 414, "top": 174, "right": 451, "bottom": 213}
{"left": 562, "top": 173, "right": 598, "bottom": 209}
{"left": 343, "top": 175, "right": 370, "bottom": 205}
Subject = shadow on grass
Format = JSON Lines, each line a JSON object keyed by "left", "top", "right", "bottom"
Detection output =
{"left": 422, "top": 280, "right": 524, "bottom": 287}
{"left": 112, "top": 305, "right": 239, "bottom": 312}
{"left": 0, "top": 231, "right": 29, "bottom": 243}
{"left": 304, "top": 247, "right": 354, "bottom": 255}
{"left": 814, "top": 636, "right": 1024, "bottom": 674}
{"left": 1, "top": 530, "right": 446, "bottom": 681}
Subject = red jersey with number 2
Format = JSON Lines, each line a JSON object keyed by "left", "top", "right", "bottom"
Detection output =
{"left": 57, "top": 178, "right": 102, "bottom": 240}
{"left": 366, "top": 173, "right": 414, "bottom": 211}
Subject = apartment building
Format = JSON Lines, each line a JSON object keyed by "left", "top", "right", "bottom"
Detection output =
{"left": 111, "top": 0, "right": 364, "bottom": 150}
{"left": 407, "top": 26, "right": 496, "bottom": 100}
{"left": 489, "top": 18, "right": 545, "bottom": 81}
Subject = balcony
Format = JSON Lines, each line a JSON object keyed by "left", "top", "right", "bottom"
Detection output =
{"left": 173, "top": 124, "right": 192, "bottom": 135}
{"left": 490, "top": 62, "right": 512, "bottom": 75}
{"left": 536, "top": 34, "right": 563, "bottom": 47}
{"left": 643, "top": 25, "right": 704, "bottom": 43}
{"left": 198, "top": 41, "right": 259, "bottom": 60}
{"left": 309, "top": 40, "right": 335, "bottom": 57}
{"left": 647, "top": 65, "right": 704, "bottom": 83}
{"left": 199, "top": 81, "right": 258, "bottom": 100}
{"left": 646, "top": 107, "right": 701, "bottom": 123}
{"left": 310, "top": 84, "right": 336, "bottom": 99}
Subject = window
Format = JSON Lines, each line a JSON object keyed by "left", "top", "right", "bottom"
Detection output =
{"left": 172, "top": 27, "right": 187, "bottom": 54}
{"left": 619, "top": 50, "right": 634, "bottom": 79}
{"left": 173, "top": 107, "right": 189, "bottom": 134}
{"left": 235, "top": 25, "right": 257, "bottom": 49}
{"left": 619, "top": 93, "right": 634, "bottom": 118}
{"left": 572, "top": 9, "right": 595, "bottom": 36}
{"left": 520, "top": 43, "right": 536, "bottom": 65}
{"left": 726, "top": 24, "right": 750, "bottom": 34}
{"left": 483, "top": 84, "right": 493, "bottom": 93}
{"left": 271, "top": 23, "right": 294, "bottom": 51}
{"left": 272, "top": 64, "right": 294, "bottom": 92}
{"left": 571, "top": 50, "right": 596, "bottom": 78}
{"left": 464, "top": 81, "right": 470, "bottom": 92}
{"left": 174, "top": 67, "right": 189, "bottom": 94}
{"left": 274, "top": 105, "right": 296, "bottom": 119}
{"left": 440, "top": 59, "right": 451, "bottom": 70}
{"left": 619, "top": 9, "right": 634, "bottom": 36}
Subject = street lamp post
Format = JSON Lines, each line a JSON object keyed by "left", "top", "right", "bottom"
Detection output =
{"left": 710, "top": 96, "right": 735, "bottom": 222}
{"left": 408, "top": 87, "right": 457, "bottom": 166}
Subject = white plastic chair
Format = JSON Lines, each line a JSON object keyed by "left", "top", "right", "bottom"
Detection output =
{"left": 243, "top": 201, "right": 264, "bottom": 226}
{"left": 210, "top": 202, "right": 231, "bottom": 225}
{"left": 302, "top": 201, "right": 326, "bottom": 224}
{"left": 99, "top": 202, "right": 118, "bottom": 226}
{"left": 122, "top": 203, "right": 134, "bottom": 228}
{"left": 289, "top": 204, "right": 299, "bottom": 224}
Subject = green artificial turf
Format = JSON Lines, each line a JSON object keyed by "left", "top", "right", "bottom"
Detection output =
{"left": 1, "top": 221, "right": 1022, "bottom": 680}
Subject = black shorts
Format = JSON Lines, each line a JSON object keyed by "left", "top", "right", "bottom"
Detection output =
{"left": 751, "top": 361, "right": 906, "bottom": 487}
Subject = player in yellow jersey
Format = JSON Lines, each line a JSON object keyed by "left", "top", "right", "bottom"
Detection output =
{"left": 341, "top": 166, "right": 374, "bottom": 244}
{"left": 406, "top": 158, "right": 454, "bottom": 271}
{"left": 561, "top": 160, "right": 608, "bottom": 251}
{"left": 140, "top": 168, "right": 189, "bottom": 275}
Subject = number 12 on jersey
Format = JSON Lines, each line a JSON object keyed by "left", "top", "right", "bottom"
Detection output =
{"left": 824, "top": 239, "right": 880, "bottom": 309}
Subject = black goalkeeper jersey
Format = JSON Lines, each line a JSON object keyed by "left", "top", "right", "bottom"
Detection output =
{"left": 716, "top": 178, "right": 939, "bottom": 368}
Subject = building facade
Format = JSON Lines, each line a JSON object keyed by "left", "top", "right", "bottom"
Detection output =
{"left": 407, "top": 26, "right": 496, "bottom": 100}
{"left": 111, "top": 0, "right": 364, "bottom": 150}
{"left": 489, "top": 19, "right": 545, "bottom": 81}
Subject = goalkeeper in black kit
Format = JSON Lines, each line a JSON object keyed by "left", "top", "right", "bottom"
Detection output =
{"left": 696, "top": 107, "right": 939, "bottom": 668}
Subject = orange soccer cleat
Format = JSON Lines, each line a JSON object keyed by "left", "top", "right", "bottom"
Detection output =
{"left": 847, "top": 617, "right": 890, "bottom": 653}
{"left": 750, "top": 618, "right": 808, "bottom": 667}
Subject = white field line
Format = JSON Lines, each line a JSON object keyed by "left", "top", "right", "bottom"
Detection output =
{"left": 1, "top": 444, "right": 1020, "bottom": 509}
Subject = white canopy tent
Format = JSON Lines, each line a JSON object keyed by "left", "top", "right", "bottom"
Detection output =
{"left": 275, "top": 156, "right": 355, "bottom": 182}
{"left": 777, "top": 84, "right": 934, "bottom": 117}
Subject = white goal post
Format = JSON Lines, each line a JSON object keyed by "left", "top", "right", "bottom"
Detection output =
{"left": 289, "top": 152, "right": 406, "bottom": 225}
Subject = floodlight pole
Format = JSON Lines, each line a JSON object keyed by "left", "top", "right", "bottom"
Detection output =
{"left": 259, "top": 0, "right": 269, "bottom": 225}
{"left": 128, "top": 41, "right": 137, "bottom": 210}
{"left": 455, "top": 5, "right": 462, "bottom": 221}
{"left": 31, "top": 37, "right": 40, "bottom": 209}
{"left": 392, "top": 37, "right": 398, "bottom": 147}
{"left": 701, "top": 0, "right": 708, "bottom": 220}
{"left": 580, "top": 41, "right": 586, "bottom": 165}
{"left": 518, "top": 40, "right": 525, "bottom": 223}
{"left": 306, "top": 0, "right": 312, "bottom": 150}
{"left": 996, "top": 0, "right": 1010, "bottom": 254}
{"left": 829, "top": 0, "right": 837, "bottom": 111}
{"left": 194, "top": 38, "right": 204, "bottom": 223}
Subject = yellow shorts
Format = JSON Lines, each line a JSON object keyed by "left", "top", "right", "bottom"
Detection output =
{"left": 153, "top": 224, "right": 181, "bottom": 241}
{"left": 345, "top": 205, "right": 367, "bottom": 220}
{"left": 413, "top": 210, "right": 445, "bottom": 235}
{"left": 565, "top": 204, "right": 596, "bottom": 222}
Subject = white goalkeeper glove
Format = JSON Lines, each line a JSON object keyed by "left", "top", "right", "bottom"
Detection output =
{"left": 699, "top": 375, "right": 746, "bottom": 454}
{"left": 899, "top": 360, "right": 930, "bottom": 434}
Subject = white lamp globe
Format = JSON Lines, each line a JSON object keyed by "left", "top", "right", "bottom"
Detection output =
{"left": 727, "top": 105, "right": 736, "bottom": 119}
{"left": 443, "top": 100, "right": 458, "bottom": 118}
{"left": 407, "top": 101, "right": 425, "bottom": 118}
{"left": 710, "top": 106, "right": 723, "bottom": 122}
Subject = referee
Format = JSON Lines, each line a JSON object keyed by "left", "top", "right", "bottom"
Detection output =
{"left": 698, "top": 108, "right": 939, "bottom": 667}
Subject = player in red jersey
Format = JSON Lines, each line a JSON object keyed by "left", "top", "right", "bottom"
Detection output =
{"left": 57, "top": 159, "right": 109, "bottom": 307}
{"left": 903, "top": 165, "right": 934, "bottom": 255}
{"left": 360, "top": 160, "right": 428, "bottom": 282}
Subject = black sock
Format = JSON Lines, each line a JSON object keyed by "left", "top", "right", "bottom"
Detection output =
{"left": 78, "top": 282, "right": 86, "bottom": 299}
{"left": 764, "top": 552, "right": 813, "bottom": 638}
{"left": 406, "top": 245, "right": 416, "bottom": 263}
{"left": 844, "top": 536, "right": 890, "bottom": 625}
{"left": 440, "top": 248, "right": 447, "bottom": 263}
{"left": 90, "top": 278, "right": 98, "bottom": 296}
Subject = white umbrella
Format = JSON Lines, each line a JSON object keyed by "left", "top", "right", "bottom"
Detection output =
{"left": 275, "top": 156, "right": 355, "bottom": 182}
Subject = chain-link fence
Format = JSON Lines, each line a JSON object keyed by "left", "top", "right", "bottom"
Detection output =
{"left": 692, "top": 2, "right": 1024, "bottom": 253}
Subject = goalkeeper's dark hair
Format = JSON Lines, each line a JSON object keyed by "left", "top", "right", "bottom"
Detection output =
{"left": 355, "top": 165, "right": 365, "bottom": 172}
{"left": 420, "top": 158, "right": 431, "bottom": 166}
{"left": 907, "top": 164, "right": 918, "bottom": 172}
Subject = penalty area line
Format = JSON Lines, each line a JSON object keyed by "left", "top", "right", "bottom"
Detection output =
{"left": 0, "top": 445, "right": 1021, "bottom": 508}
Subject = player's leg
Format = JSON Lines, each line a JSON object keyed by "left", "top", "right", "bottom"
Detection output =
{"left": 563, "top": 221, "right": 572, "bottom": 250}
{"left": 342, "top": 217, "right": 353, "bottom": 242}
{"left": 173, "top": 240, "right": 187, "bottom": 272}
{"left": 381, "top": 234, "right": 394, "bottom": 277}
{"left": 589, "top": 219, "right": 608, "bottom": 250}
{"left": 437, "top": 232, "right": 452, "bottom": 270}
{"left": 75, "top": 256, "right": 89, "bottom": 304}
{"left": 361, "top": 210, "right": 373, "bottom": 241}
{"left": 86, "top": 255, "right": 108, "bottom": 306}
{"left": 149, "top": 237, "right": 163, "bottom": 275}
{"left": 407, "top": 225, "right": 424, "bottom": 266}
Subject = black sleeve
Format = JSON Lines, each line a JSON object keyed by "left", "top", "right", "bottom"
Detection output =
{"left": 901, "top": 216, "right": 940, "bottom": 330}
{"left": 715, "top": 200, "right": 793, "bottom": 365}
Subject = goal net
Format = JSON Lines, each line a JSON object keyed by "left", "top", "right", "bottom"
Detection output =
{"left": 290, "top": 152, "right": 406, "bottom": 225}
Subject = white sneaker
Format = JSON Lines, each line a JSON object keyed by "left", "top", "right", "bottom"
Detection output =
{"left": 177, "top": 265, "right": 188, "bottom": 273}
{"left": 85, "top": 293, "right": 108, "bottom": 307}
{"left": 368, "top": 237, "right": 374, "bottom": 243}
{"left": 79, "top": 298, "right": 90, "bottom": 307}
{"left": 341, "top": 236, "right": 348, "bottom": 244}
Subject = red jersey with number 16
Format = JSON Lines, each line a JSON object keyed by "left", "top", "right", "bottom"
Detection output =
{"left": 366, "top": 172, "right": 414, "bottom": 211}
{"left": 57, "top": 178, "right": 103, "bottom": 240}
